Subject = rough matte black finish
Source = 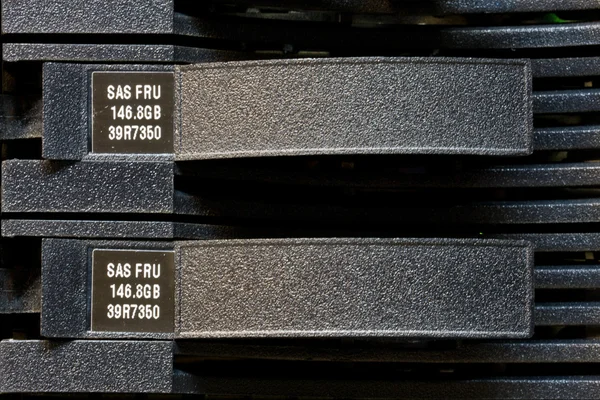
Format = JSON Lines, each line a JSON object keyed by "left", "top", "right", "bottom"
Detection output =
{"left": 43, "top": 58, "right": 532, "bottom": 159}
{"left": 213, "top": 0, "right": 600, "bottom": 13}
{"left": 43, "top": 63, "right": 89, "bottom": 160}
{"left": 2, "top": 220, "right": 175, "bottom": 239}
{"left": 532, "top": 57, "right": 600, "bottom": 78}
{"left": 2, "top": 220, "right": 177, "bottom": 239}
{"left": 536, "top": 303, "right": 600, "bottom": 326}
{"left": 43, "top": 63, "right": 174, "bottom": 160}
{"left": 41, "top": 238, "right": 533, "bottom": 339}
{"left": 437, "top": 0, "right": 600, "bottom": 13}
{"left": 41, "top": 239, "right": 90, "bottom": 338}
{"left": 1, "top": 0, "right": 173, "bottom": 34}
{"left": 534, "top": 89, "right": 600, "bottom": 114}
{"left": 443, "top": 22, "right": 600, "bottom": 49}
{"left": 4, "top": 43, "right": 248, "bottom": 63}
{"left": 1, "top": 220, "right": 255, "bottom": 240}
{"left": 417, "top": 199, "right": 600, "bottom": 225}
{"left": 443, "top": 163, "right": 600, "bottom": 188}
{"left": 175, "top": 339, "right": 600, "bottom": 363}
{"left": 42, "top": 239, "right": 175, "bottom": 339}
{"left": 208, "top": 0, "right": 404, "bottom": 13}
{"left": 3, "top": 258, "right": 588, "bottom": 309}
{"left": 1, "top": 160, "right": 174, "bottom": 214}
{"left": 534, "top": 126, "right": 600, "bottom": 150}
{"left": 0, "top": 340, "right": 172, "bottom": 393}
{"left": 176, "top": 238, "right": 534, "bottom": 339}
{"left": 178, "top": 58, "right": 532, "bottom": 159}
{"left": 536, "top": 266, "right": 600, "bottom": 289}
{"left": 0, "top": 268, "right": 40, "bottom": 313}
{"left": 494, "top": 233, "right": 600, "bottom": 252}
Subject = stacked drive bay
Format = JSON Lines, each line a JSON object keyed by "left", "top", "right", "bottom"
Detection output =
{"left": 2, "top": 0, "right": 600, "bottom": 398}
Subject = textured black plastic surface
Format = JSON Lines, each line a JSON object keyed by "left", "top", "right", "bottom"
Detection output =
{"left": 536, "top": 303, "right": 600, "bottom": 326}
{"left": 437, "top": 0, "right": 600, "bottom": 13}
{"left": 4, "top": 43, "right": 247, "bottom": 63}
{"left": 43, "top": 59, "right": 532, "bottom": 160}
{"left": 536, "top": 266, "right": 600, "bottom": 289}
{"left": 178, "top": 58, "right": 532, "bottom": 158}
{"left": 208, "top": 0, "right": 406, "bottom": 13}
{"left": 443, "top": 23, "right": 600, "bottom": 49}
{"left": 4, "top": 2, "right": 600, "bottom": 398}
{"left": 214, "top": 0, "right": 600, "bottom": 13}
{"left": 532, "top": 57, "right": 600, "bottom": 78}
{"left": 40, "top": 238, "right": 533, "bottom": 339}
{"left": 1, "top": 219, "right": 259, "bottom": 240}
{"left": 41, "top": 239, "right": 175, "bottom": 339}
{"left": 1, "top": 0, "right": 173, "bottom": 34}
{"left": 1, "top": 160, "right": 174, "bottom": 214}
{"left": 2, "top": 220, "right": 179, "bottom": 239}
{"left": 177, "top": 238, "right": 533, "bottom": 338}
{"left": 43, "top": 63, "right": 174, "bottom": 160}
{"left": 455, "top": 200, "right": 600, "bottom": 225}
{"left": 534, "top": 127, "right": 600, "bottom": 151}
{"left": 534, "top": 90, "right": 600, "bottom": 114}
{"left": 494, "top": 233, "right": 600, "bottom": 252}
{"left": 0, "top": 340, "right": 172, "bottom": 393}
